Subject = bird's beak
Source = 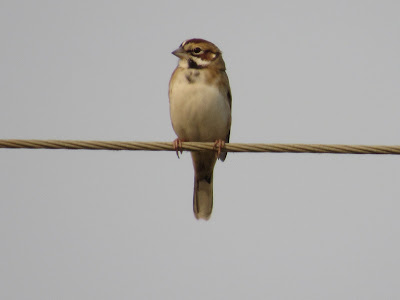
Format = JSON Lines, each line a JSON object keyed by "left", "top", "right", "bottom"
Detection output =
{"left": 172, "top": 47, "right": 187, "bottom": 59}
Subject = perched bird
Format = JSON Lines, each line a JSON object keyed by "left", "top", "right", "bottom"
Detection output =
{"left": 169, "top": 38, "right": 232, "bottom": 220}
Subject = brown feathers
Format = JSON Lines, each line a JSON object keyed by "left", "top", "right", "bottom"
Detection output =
{"left": 169, "top": 39, "right": 232, "bottom": 220}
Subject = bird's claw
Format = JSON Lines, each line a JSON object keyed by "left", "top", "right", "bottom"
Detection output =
{"left": 214, "top": 139, "right": 225, "bottom": 158}
{"left": 173, "top": 138, "right": 185, "bottom": 158}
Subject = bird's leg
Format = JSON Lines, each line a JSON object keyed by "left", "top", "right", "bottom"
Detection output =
{"left": 213, "top": 139, "right": 225, "bottom": 158}
{"left": 173, "top": 138, "right": 186, "bottom": 158}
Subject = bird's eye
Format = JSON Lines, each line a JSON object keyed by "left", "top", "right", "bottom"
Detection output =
{"left": 193, "top": 47, "right": 202, "bottom": 54}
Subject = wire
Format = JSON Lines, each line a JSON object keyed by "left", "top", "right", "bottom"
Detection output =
{"left": 1, "top": 139, "right": 400, "bottom": 154}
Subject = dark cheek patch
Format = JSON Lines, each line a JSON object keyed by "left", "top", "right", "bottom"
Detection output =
{"left": 199, "top": 52, "right": 207, "bottom": 60}
{"left": 188, "top": 59, "right": 199, "bottom": 69}
{"left": 199, "top": 51, "right": 216, "bottom": 61}
{"left": 199, "top": 51, "right": 213, "bottom": 61}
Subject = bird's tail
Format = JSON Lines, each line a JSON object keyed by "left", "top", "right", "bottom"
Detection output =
{"left": 193, "top": 174, "right": 213, "bottom": 220}
{"left": 191, "top": 152, "right": 217, "bottom": 220}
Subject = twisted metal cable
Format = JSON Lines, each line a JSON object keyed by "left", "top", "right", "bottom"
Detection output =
{"left": 1, "top": 139, "right": 400, "bottom": 154}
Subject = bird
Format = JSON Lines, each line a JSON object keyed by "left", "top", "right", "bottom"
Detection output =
{"left": 168, "top": 38, "right": 232, "bottom": 220}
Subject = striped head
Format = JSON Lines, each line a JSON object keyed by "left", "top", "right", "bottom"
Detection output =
{"left": 172, "top": 38, "right": 226, "bottom": 70}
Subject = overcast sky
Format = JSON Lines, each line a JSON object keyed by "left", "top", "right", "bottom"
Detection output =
{"left": 1, "top": 1, "right": 400, "bottom": 299}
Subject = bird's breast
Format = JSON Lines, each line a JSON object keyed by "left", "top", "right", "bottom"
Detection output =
{"left": 169, "top": 70, "right": 230, "bottom": 142}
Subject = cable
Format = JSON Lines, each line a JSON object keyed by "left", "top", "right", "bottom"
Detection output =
{"left": 1, "top": 139, "right": 400, "bottom": 154}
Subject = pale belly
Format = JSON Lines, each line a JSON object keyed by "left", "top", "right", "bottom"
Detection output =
{"left": 169, "top": 82, "right": 231, "bottom": 142}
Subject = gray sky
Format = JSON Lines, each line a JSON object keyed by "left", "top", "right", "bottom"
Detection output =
{"left": 1, "top": 1, "right": 400, "bottom": 299}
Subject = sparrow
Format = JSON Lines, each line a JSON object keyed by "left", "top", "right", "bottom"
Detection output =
{"left": 168, "top": 38, "right": 232, "bottom": 220}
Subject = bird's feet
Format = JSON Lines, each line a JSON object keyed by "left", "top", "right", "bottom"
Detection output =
{"left": 173, "top": 138, "right": 186, "bottom": 158}
{"left": 214, "top": 139, "right": 226, "bottom": 158}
